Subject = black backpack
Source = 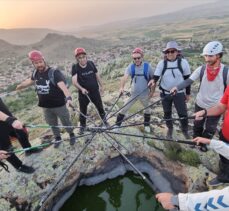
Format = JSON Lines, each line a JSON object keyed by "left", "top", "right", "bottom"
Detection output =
{"left": 159, "top": 56, "right": 184, "bottom": 88}
{"left": 199, "top": 65, "right": 229, "bottom": 91}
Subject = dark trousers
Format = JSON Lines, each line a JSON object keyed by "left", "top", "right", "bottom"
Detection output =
{"left": 218, "top": 131, "right": 229, "bottom": 182}
{"left": 0, "top": 123, "right": 29, "bottom": 168}
{"left": 160, "top": 92, "right": 188, "bottom": 131}
{"left": 193, "top": 104, "right": 221, "bottom": 139}
{"left": 78, "top": 89, "right": 105, "bottom": 127}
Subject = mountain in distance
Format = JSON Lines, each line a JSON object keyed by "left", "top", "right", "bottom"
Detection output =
{"left": 0, "top": 28, "right": 61, "bottom": 45}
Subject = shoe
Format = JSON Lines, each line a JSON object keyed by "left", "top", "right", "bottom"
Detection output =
{"left": 208, "top": 177, "right": 223, "bottom": 187}
{"left": 78, "top": 127, "right": 85, "bottom": 135}
{"left": 166, "top": 128, "right": 173, "bottom": 139}
{"left": 69, "top": 133, "right": 76, "bottom": 145}
{"left": 144, "top": 126, "right": 151, "bottom": 133}
{"left": 17, "top": 165, "right": 35, "bottom": 174}
{"left": 25, "top": 147, "right": 43, "bottom": 156}
{"left": 54, "top": 136, "right": 62, "bottom": 148}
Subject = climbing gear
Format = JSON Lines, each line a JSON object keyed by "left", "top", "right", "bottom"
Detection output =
{"left": 74, "top": 47, "right": 86, "bottom": 57}
{"left": 132, "top": 48, "right": 144, "bottom": 56}
{"left": 202, "top": 41, "right": 223, "bottom": 56}
{"left": 28, "top": 50, "right": 44, "bottom": 62}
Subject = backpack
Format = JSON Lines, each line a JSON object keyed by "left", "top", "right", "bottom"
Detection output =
{"left": 130, "top": 62, "right": 150, "bottom": 83}
{"left": 159, "top": 56, "right": 184, "bottom": 89}
{"left": 32, "top": 67, "right": 66, "bottom": 87}
{"left": 199, "top": 65, "right": 228, "bottom": 91}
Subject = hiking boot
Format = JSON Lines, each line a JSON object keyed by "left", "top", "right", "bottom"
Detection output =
{"left": 166, "top": 128, "right": 173, "bottom": 139}
{"left": 78, "top": 127, "right": 85, "bottom": 135}
{"left": 17, "top": 165, "right": 35, "bottom": 174}
{"left": 54, "top": 136, "right": 62, "bottom": 148}
{"left": 144, "top": 126, "right": 151, "bottom": 133}
{"left": 69, "top": 133, "right": 76, "bottom": 146}
{"left": 208, "top": 177, "right": 223, "bottom": 187}
{"left": 25, "top": 147, "right": 43, "bottom": 156}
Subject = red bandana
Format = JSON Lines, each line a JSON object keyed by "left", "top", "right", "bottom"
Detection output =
{"left": 206, "top": 65, "right": 221, "bottom": 81}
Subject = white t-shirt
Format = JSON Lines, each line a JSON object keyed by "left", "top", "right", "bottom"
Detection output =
{"left": 190, "top": 64, "right": 229, "bottom": 109}
{"left": 154, "top": 58, "right": 191, "bottom": 92}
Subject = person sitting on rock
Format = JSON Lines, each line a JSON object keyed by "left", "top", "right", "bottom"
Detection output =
{"left": 115, "top": 48, "right": 154, "bottom": 133}
{"left": 148, "top": 41, "right": 191, "bottom": 139}
{"left": 170, "top": 41, "right": 229, "bottom": 151}
{"left": 156, "top": 137, "right": 229, "bottom": 210}
{"left": 72, "top": 48, "right": 107, "bottom": 134}
{"left": 0, "top": 98, "right": 36, "bottom": 173}
{"left": 16, "top": 50, "right": 76, "bottom": 148}
{"left": 194, "top": 85, "right": 229, "bottom": 186}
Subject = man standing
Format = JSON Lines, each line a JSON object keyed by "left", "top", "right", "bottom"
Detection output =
{"left": 148, "top": 41, "right": 191, "bottom": 139}
{"left": 0, "top": 98, "right": 35, "bottom": 173}
{"left": 72, "top": 48, "right": 106, "bottom": 134}
{"left": 115, "top": 48, "right": 154, "bottom": 133}
{"left": 16, "top": 50, "right": 76, "bottom": 147}
{"left": 194, "top": 85, "right": 229, "bottom": 186}
{"left": 171, "top": 41, "right": 228, "bottom": 150}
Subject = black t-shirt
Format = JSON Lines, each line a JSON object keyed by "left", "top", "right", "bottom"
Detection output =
{"left": 71, "top": 61, "right": 99, "bottom": 91}
{"left": 31, "top": 68, "right": 66, "bottom": 108}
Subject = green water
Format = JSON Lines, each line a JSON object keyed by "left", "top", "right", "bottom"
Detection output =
{"left": 61, "top": 172, "right": 165, "bottom": 211}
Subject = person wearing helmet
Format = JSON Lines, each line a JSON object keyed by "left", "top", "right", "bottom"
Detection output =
{"left": 115, "top": 48, "right": 154, "bottom": 133}
{"left": 16, "top": 50, "right": 76, "bottom": 147}
{"left": 148, "top": 41, "right": 191, "bottom": 139}
{"left": 0, "top": 99, "right": 36, "bottom": 173}
{"left": 170, "top": 41, "right": 229, "bottom": 154}
{"left": 156, "top": 136, "right": 229, "bottom": 210}
{"left": 72, "top": 48, "right": 107, "bottom": 134}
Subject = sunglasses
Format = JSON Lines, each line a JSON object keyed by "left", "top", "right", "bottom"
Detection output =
{"left": 133, "top": 57, "right": 141, "bottom": 60}
{"left": 166, "top": 50, "right": 177, "bottom": 54}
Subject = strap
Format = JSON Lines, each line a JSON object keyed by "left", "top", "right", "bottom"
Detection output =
{"left": 177, "top": 57, "right": 183, "bottom": 75}
{"left": 131, "top": 64, "right": 135, "bottom": 79}
{"left": 223, "top": 66, "right": 229, "bottom": 91}
{"left": 143, "top": 62, "right": 149, "bottom": 81}
{"left": 48, "top": 68, "right": 56, "bottom": 86}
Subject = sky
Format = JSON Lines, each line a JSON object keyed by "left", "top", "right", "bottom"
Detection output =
{"left": 0, "top": 0, "right": 218, "bottom": 31}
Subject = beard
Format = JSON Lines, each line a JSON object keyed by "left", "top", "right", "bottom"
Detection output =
{"left": 37, "top": 65, "right": 46, "bottom": 72}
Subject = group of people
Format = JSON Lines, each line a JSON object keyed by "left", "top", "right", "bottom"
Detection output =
{"left": 1, "top": 39, "right": 229, "bottom": 210}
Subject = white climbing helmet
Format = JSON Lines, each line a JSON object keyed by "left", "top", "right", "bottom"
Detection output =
{"left": 202, "top": 41, "right": 223, "bottom": 56}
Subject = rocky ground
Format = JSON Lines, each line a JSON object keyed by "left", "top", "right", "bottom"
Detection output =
{"left": 0, "top": 89, "right": 227, "bottom": 211}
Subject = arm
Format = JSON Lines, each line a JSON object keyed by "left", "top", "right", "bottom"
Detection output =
{"left": 72, "top": 74, "right": 88, "bottom": 94}
{"left": 195, "top": 103, "right": 227, "bottom": 120}
{"left": 16, "top": 78, "right": 34, "bottom": 90}
{"left": 95, "top": 73, "right": 104, "bottom": 95}
{"left": 120, "top": 73, "right": 129, "bottom": 94}
{"left": 178, "top": 187, "right": 229, "bottom": 211}
{"left": 57, "top": 81, "right": 73, "bottom": 107}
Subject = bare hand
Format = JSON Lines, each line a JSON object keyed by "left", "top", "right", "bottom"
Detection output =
{"left": 156, "top": 193, "right": 176, "bottom": 210}
{"left": 194, "top": 109, "right": 206, "bottom": 120}
{"left": 119, "top": 87, "right": 125, "bottom": 95}
{"left": 193, "top": 137, "right": 210, "bottom": 145}
{"left": 81, "top": 88, "right": 88, "bottom": 95}
{"left": 16, "top": 84, "right": 23, "bottom": 91}
{"left": 12, "top": 120, "right": 23, "bottom": 129}
{"left": 148, "top": 80, "right": 155, "bottom": 88}
{"left": 170, "top": 87, "right": 178, "bottom": 95}
{"left": 66, "top": 100, "right": 73, "bottom": 108}
{"left": 0, "top": 150, "right": 10, "bottom": 160}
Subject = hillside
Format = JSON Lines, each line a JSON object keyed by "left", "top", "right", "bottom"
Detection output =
{"left": 0, "top": 28, "right": 60, "bottom": 45}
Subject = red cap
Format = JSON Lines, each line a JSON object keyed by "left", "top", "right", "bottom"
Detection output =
{"left": 74, "top": 48, "right": 86, "bottom": 57}
{"left": 28, "top": 50, "right": 44, "bottom": 62}
{"left": 132, "top": 48, "right": 144, "bottom": 56}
